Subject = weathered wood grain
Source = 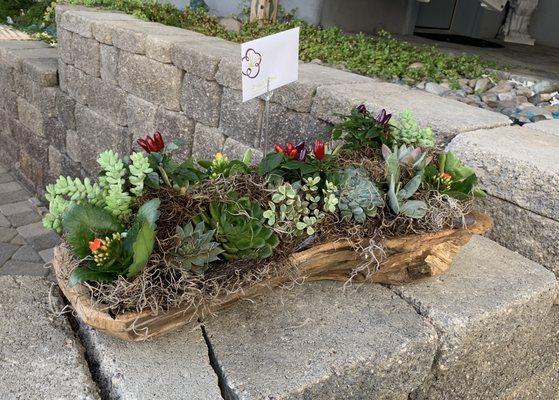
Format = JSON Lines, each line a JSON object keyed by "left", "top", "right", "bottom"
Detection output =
{"left": 53, "top": 211, "right": 492, "bottom": 341}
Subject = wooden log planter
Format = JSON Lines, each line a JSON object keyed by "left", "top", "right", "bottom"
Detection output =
{"left": 53, "top": 211, "right": 492, "bottom": 341}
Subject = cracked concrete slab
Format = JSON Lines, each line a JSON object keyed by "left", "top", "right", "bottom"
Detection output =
{"left": 0, "top": 276, "right": 100, "bottom": 399}
{"left": 203, "top": 281, "right": 437, "bottom": 399}
{"left": 77, "top": 323, "right": 222, "bottom": 400}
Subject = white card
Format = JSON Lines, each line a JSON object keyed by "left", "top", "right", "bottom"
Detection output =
{"left": 241, "top": 27, "right": 300, "bottom": 102}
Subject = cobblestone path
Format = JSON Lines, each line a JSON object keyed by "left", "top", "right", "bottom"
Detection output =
{"left": 0, "top": 164, "right": 59, "bottom": 278}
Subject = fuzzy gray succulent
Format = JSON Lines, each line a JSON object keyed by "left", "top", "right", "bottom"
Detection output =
{"left": 381, "top": 144, "right": 432, "bottom": 172}
{"left": 384, "top": 149, "right": 427, "bottom": 219}
{"left": 338, "top": 167, "right": 384, "bottom": 223}
{"left": 171, "top": 221, "right": 224, "bottom": 274}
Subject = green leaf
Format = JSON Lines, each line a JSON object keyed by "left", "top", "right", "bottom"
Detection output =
{"left": 282, "top": 160, "right": 306, "bottom": 170}
{"left": 258, "top": 152, "right": 284, "bottom": 176}
{"left": 145, "top": 172, "right": 161, "bottom": 189}
{"left": 123, "top": 198, "right": 161, "bottom": 255}
{"left": 69, "top": 266, "right": 117, "bottom": 287}
{"left": 198, "top": 160, "right": 212, "bottom": 169}
{"left": 126, "top": 221, "right": 156, "bottom": 278}
{"left": 62, "top": 204, "right": 123, "bottom": 258}
{"left": 401, "top": 174, "right": 422, "bottom": 200}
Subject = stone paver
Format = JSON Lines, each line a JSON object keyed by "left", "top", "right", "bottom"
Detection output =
{"left": 0, "top": 165, "right": 59, "bottom": 278}
{"left": 78, "top": 323, "right": 221, "bottom": 399}
{"left": 0, "top": 25, "right": 32, "bottom": 41}
{"left": 393, "top": 235, "right": 558, "bottom": 400}
{"left": 527, "top": 118, "right": 559, "bottom": 135}
{"left": 204, "top": 281, "right": 437, "bottom": 399}
{"left": 311, "top": 81, "right": 511, "bottom": 144}
{"left": 12, "top": 245, "right": 42, "bottom": 262}
{"left": 477, "top": 195, "right": 559, "bottom": 276}
{"left": 447, "top": 125, "right": 559, "bottom": 222}
{"left": 0, "top": 276, "right": 99, "bottom": 399}
{"left": 17, "top": 221, "right": 61, "bottom": 251}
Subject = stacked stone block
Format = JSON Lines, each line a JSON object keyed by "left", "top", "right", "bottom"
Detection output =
{"left": 0, "top": 41, "right": 71, "bottom": 194}
{"left": 448, "top": 124, "right": 559, "bottom": 276}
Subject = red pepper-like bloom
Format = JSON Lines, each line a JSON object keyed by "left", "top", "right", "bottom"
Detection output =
{"left": 357, "top": 104, "right": 367, "bottom": 114}
{"left": 274, "top": 141, "right": 307, "bottom": 161}
{"left": 89, "top": 238, "right": 102, "bottom": 252}
{"left": 312, "top": 139, "right": 325, "bottom": 160}
{"left": 137, "top": 132, "right": 165, "bottom": 153}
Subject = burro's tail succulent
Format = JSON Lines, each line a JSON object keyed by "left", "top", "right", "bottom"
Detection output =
{"left": 384, "top": 147, "right": 428, "bottom": 219}
{"left": 194, "top": 197, "right": 280, "bottom": 260}
{"left": 338, "top": 167, "right": 384, "bottom": 223}
{"left": 170, "top": 221, "right": 224, "bottom": 274}
{"left": 389, "top": 110, "right": 434, "bottom": 148}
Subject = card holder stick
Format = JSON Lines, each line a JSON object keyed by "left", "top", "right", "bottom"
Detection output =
{"left": 261, "top": 77, "right": 274, "bottom": 154}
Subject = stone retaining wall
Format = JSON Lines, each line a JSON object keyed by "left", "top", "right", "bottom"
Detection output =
{"left": 0, "top": 5, "right": 552, "bottom": 281}
{"left": 0, "top": 5, "right": 510, "bottom": 196}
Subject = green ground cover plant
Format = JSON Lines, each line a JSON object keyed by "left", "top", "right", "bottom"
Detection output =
{"left": 6, "top": 0, "right": 494, "bottom": 84}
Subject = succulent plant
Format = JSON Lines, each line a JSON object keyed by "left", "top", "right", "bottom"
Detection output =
{"left": 264, "top": 181, "right": 305, "bottom": 227}
{"left": 194, "top": 197, "right": 279, "bottom": 260}
{"left": 389, "top": 110, "right": 434, "bottom": 148}
{"left": 264, "top": 177, "right": 326, "bottom": 236}
{"left": 338, "top": 167, "right": 384, "bottom": 223}
{"left": 425, "top": 151, "right": 486, "bottom": 200}
{"left": 199, "top": 150, "right": 252, "bottom": 180}
{"left": 385, "top": 151, "right": 427, "bottom": 218}
{"left": 43, "top": 176, "right": 105, "bottom": 233}
{"left": 98, "top": 150, "right": 133, "bottom": 220}
{"left": 322, "top": 180, "right": 339, "bottom": 213}
{"left": 171, "top": 221, "right": 224, "bottom": 274}
{"left": 128, "top": 152, "right": 153, "bottom": 197}
{"left": 381, "top": 144, "right": 432, "bottom": 172}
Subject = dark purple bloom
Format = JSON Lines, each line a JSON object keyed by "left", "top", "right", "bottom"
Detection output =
{"left": 295, "top": 141, "right": 306, "bottom": 161}
{"left": 375, "top": 109, "right": 392, "bottom": 126}
{"left": 297, "top": 147, "right": 307, "bottom": 161}
{"left": 356, "top": 104, "right": 367, "bottom": 114}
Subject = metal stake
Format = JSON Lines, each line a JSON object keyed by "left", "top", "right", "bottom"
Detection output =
{"left": 261, "top": 77, "right": 274, "bottom": 154}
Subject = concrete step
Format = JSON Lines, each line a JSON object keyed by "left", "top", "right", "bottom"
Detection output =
{"left": 448, "top": 124, "right": 559, "bottom": 275}
{"left": 0, "top": 276, "right": 99, "bottom": 399}
{"left": 77, "top": 322, "right": 222, "bottom": 399}
{"left": 394, "top": 236, "right": 558, "bottom": 400}
{"left": 3, "top": 240, "right": 555, "bottom": 399}
{"left": 0, "top": 25, "right": 33, "bottom": 41}
{"left": 199, "top": 235, "right": 557, "bottom": 399}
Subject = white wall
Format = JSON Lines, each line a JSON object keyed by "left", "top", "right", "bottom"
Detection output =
{"left": 159, "top": 0, "right": 325, "bottom": 24}
{"left": 530, "top": 0, "right": 559, "bottom": 48}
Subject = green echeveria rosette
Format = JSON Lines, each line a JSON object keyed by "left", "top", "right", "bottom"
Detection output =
{"left": 171, "top": 221, "right": 224, "bottom": 275}
{"left": 193, "top": 197, "right": 280, "bottom": 260}
{"left": 337, "top": 167, "right": 384, "bottom": 223}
